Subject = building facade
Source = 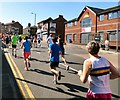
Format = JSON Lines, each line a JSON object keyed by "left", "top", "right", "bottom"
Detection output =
{"left": 4, "top": 20, "right": 23, "bottom": 35}
{"left": 65, "top": 5, "right": 120, "bottom": 47}
{"left": 37, "top": 15, "right": 67, "bottom": 41}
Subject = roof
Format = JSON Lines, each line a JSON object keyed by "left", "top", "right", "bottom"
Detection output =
{"left": 87, "top": 6, "right": 104, "bottom": 14}
{"left": 5, "top": 21, "right": 22, "bottom": 26}
{"left": 53, "top": 15, "right": 67, "bottom": 22}
{"left": 97, "top": 5, "right": 120, "bottom": 15}
{"left": 78, "top": 6, "right": 104, "bottom": 20}
{"left": 37, "top": 17, "right": 53, "bottom": 24}
{"left": 65, "top": 18, "right": 78, "bottom": 24}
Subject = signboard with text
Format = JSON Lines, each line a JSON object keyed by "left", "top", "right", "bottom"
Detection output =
{"left": 82, "top": 27, "right": 91, "bottom": 33}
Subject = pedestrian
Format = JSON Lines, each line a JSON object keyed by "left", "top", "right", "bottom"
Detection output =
{"left": 20, "top": 35, "right": 32, "bottom": 71}
{"left": 78, "top": 41, "right": 120, "bottom": 100}
{"left": 57, "top": 35, "right": 69, "bottom": 70}
{"left": 47, "top": 34, "right": 53, "bottom": 48}
{"left": 105, "top": 39, "right": 109, "bottom": 51}
{"left": 5, "top": 34, "right": 9, "bottom": 48}
{"left": 11, "top": 33, "right": 19, "bottom": 57}
{"left": 48, "top": 36, "right": 62, "bottom": 84}
{"left": 33, "top": 35, "right": 37, "bottom": 48}
{"left": 37, "top": 34, "right": 41, "bottom": 47}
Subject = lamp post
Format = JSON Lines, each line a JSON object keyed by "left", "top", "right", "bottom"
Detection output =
{"left": 31, "top": 12, "right": 36, "bottom": 26}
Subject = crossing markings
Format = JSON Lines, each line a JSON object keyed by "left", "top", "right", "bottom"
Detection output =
{"left": 4, "top": 48, "right": 35, "bottom": 99}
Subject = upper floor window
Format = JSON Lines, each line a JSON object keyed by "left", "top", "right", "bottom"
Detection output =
{"left": 74, "top": 21, "right": 77, "bottom": 26}
{"left": 99, "top": 14, "right": 104, "bottom": 21}
{"left": 67, "top": 22, "right": 72, "bottom": 27}
{"left": 81, "top": 18, "right": 92, "bottom": 27}
{"left": 118, "top": 10, "right": 120, "bottom": 18}
{"left": 108, "top": 11, "right": 119, "bottom": 20}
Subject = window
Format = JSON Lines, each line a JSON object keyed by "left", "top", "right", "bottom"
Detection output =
{"left": 108, "top": 11, "right": 119, "bottom": 20}
{"left": 99, "top": 14, "right": 104, "bottom": 21}
{"left": 113, "top": 12, "right": 118, "bottom": 18}
{"left": 74, "top": 21, "right": 77, "bottom": 26}
{"left": 67, "top": 22, "right": 72, "bottom": 27}
{"left": 81, "top": 18, "right": 92, "bottom": 27}
{"left": 118, "top": 10, "right": 120, "bottom": 18}
{"left": 108, "top": 12, "right": 113, "bottom": 20}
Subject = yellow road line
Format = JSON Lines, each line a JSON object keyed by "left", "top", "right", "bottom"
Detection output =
{"left": 7, "top": 50, "right": 35, "bottom": 99}
{"left": 4, "top": 51, "right": 26, "bottom": 98}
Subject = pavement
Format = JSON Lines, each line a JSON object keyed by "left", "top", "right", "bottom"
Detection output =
{"left": 0, "top": 40, "right": 24, "bottom": 99}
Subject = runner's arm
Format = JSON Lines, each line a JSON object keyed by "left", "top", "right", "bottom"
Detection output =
{"left": 78, "top": 59, "right": 92, "bottom": 83}
{"left": 109, "top": 61, "right": 120, "bottom": 79}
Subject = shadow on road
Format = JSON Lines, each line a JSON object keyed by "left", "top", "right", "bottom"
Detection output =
{"left": 16, "top": 78, "right": 86, "bottom": 98}
{"left": 31, "top": 49, "right": 46, "bottom": 52}
{"left": 67, "top": 61, "right": 83, "bottom": 65}
{"left": 30, "top": 69, "right": 65, "bottom": 78}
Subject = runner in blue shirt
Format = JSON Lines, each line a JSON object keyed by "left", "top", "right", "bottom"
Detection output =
{"left": 48, "top": 36, "right": 62, "bottom": 84}
{"left": 21, "top": 35, "right": 32, "bottom": 71}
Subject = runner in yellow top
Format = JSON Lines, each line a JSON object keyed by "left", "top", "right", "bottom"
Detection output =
{"left": 11, "top": 33, "right": 18, "bottom": 57}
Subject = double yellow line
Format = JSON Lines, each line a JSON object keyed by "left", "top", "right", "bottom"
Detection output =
{"left": 3, "top": 48, "right": 35, "bottom": 99}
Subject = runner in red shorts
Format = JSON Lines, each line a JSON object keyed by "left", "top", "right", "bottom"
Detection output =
{"left": 21, "top": 35, "right": 32, "bottom": 71}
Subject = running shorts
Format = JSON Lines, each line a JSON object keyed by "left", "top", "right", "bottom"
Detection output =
{"left": 87, "top": 89, "right": 112, "bottom": 100}
{"left": 12, "top": 44, "right": 17, "bottom": 48}
{"left": 50, "top": 61, "right": 59, "bottom": 69}
{"left": 23, "top": 52, "right": 31, "bottom": 59}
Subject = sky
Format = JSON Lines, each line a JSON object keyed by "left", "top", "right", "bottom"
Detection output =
{"left": 0, "top": 1, "right": 120, "bottom": 28}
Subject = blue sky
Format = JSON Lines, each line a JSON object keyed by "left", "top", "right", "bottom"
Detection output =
{"left": 1, "top": 2, "right": 119, "bottom": 28}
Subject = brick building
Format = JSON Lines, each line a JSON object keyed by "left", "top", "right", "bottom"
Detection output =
{"left": 65, "top": 5, "right": 120, "bottom": 48}
{"left": 4, "top": 20, "right": 23, "bottom": 35}
{"left": 37, "top": 15, "right": 67, "bottom": 41}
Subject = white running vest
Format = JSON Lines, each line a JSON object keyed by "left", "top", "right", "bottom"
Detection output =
{"left": 88, "top": 57, "right": 112, "bottom": 94}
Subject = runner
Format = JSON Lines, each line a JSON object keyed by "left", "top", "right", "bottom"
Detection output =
{"left": 57, "top": 35, "right": 69, "bottom": 70}
{"left": 47, "top": 34, "right": 53, "bottom": 48}
{"left": 20, "top": 35, "right": 32, "bottom": 71}
{"left": 78, "top": 41, "right": 120, "bottom": 100}
{"left": 11, "top": 33, "right": 18, "bottom": 58}
{"left": 33, "top": 35, "right": 37, "bottom": 48}
{"left": 37, "top": 34, "right": 41, "bottom": 48}
{"left": 48, "top": 36, "right": 62, "bottom": 84}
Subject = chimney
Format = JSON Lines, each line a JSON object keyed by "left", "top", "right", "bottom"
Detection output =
{"left": 12, "top": 20, "right": 15, "bottom": 23}
{"left": 59, "top": 15, "right": 63, "bottom": 18}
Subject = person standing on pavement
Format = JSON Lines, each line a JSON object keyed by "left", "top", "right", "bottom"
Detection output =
{"left": 105, "top": 39, "right": 109, "bottom": 51}
{"left": 48, "top": 36, "right": 62, "bottom": 84}
{"left": 20, "top": 35, "right": 32, "bottom": 71}
{"left": 57, "top": 35, "right": 69, "bottom": 70}
{"left": 11, "top": 33, "right": 19, "bottom": 58}
{"left": 78, "top": 41, "right": 120, "bottom": 100}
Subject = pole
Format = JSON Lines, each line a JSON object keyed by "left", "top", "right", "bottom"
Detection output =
{"left": 31, "top": 12, "right": 36, "bottom": 26}
{"left": 116, "top": 23, "right": 118, "bottom": 52}
{"left": 35, "top": 13, "right": 36, "bottom": 26}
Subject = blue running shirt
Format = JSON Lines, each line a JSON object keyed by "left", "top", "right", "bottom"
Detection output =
{"left": 49, "top": 43, "right": 62, "bottom": 62}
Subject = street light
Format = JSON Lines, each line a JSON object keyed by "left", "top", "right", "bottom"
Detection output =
{"left": 31, "top": 12, "right": 36, "bottom": 26}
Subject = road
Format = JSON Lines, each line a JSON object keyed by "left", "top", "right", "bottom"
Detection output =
{"left": 1, "top": 41, "right": 120, "bottom": 99}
